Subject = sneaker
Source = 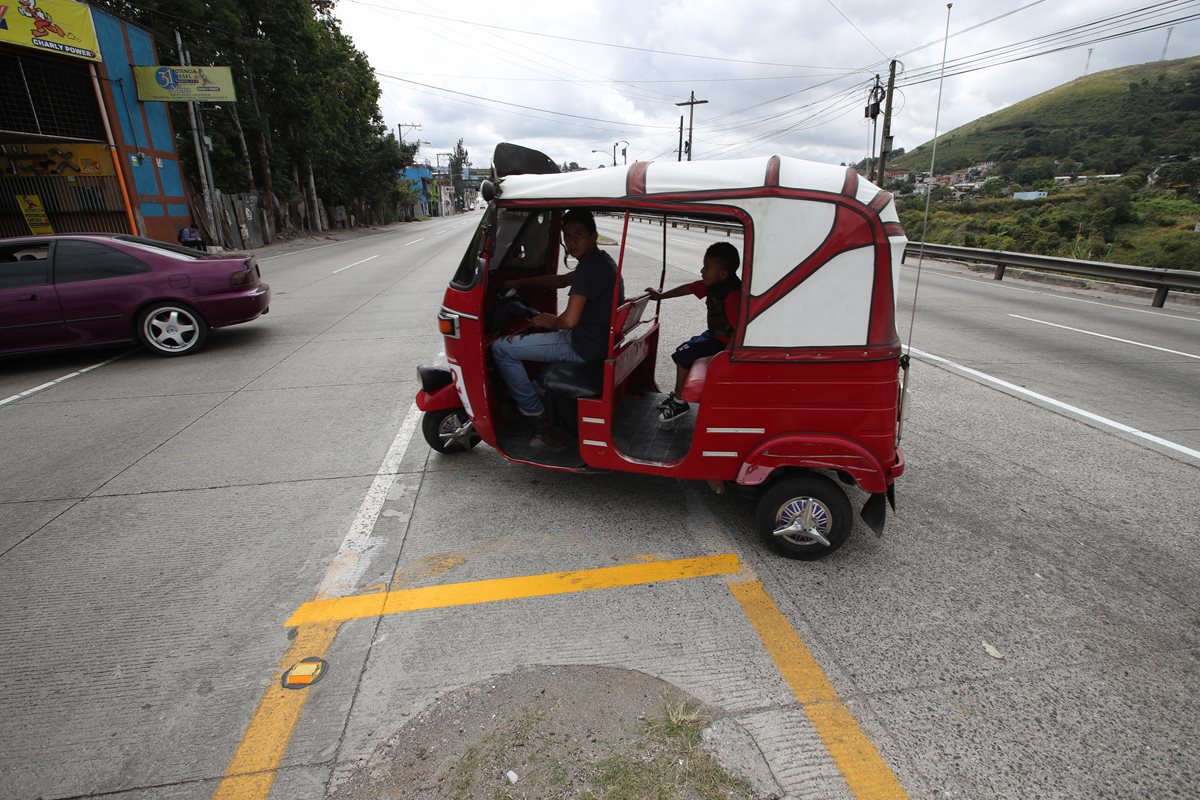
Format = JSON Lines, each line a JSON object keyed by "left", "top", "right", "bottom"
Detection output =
{"left": 659, "top": 399, "right": 691, "bottom": 422}
{"left": 655, "top": 391, "right": 677, "bottom": 410}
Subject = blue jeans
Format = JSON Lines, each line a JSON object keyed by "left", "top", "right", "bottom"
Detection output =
{"left": 490, "top": 330, "right": 584, "bottom": 415}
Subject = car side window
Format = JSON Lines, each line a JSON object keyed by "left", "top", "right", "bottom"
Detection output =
{"left": 0, "top": 243, "right": 50, "bottom": 290}
{"left": 53, "top": 240, "right": 151, "bottom": 284}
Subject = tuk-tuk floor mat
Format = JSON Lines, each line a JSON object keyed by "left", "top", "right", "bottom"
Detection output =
{"left": 613, "top": 394, "right": 696, "bottom": 463}
{"left": 496, "top": 420, "right": 586, "bottom": 469}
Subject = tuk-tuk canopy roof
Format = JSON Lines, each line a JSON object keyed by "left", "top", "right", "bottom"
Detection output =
{"left": 497, "top": 155, "right": 890, "bottom": 216}
{"left": 494, "top": 150, "right": 906, "bottom": 354}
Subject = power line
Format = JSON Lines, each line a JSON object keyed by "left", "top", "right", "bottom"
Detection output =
{"left": 343, "top": 0, "right": 863, "bottom": 70}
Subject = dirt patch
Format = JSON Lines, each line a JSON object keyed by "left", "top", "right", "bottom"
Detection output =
{"left": 331, "top": 665, "right": 776, "bottom": 800}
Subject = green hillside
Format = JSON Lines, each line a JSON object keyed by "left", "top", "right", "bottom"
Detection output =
{"left": 890, "top": 56, "right": 1200, "bottom": 178}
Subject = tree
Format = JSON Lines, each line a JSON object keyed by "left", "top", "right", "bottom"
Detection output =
{"left": 980, "top": 177, "right": 1007, "bottom": 197}
{"left": 86, "top": 0, "right": 410, "bottom": 231}
{"left": 449, "top": 138, "right": 470, "bottom": 210}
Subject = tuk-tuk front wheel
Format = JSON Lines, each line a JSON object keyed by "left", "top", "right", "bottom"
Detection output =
{"left": 756, "top": 474, "right": 851, "bottom": 560}
{"left": 421, "top": 408, "right": 480, "bottom": 453}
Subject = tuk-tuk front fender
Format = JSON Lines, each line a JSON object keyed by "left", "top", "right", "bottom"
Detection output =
{"left": 736, "top": 434, "right": 892, "bottom": 494}
{"left": 415, "top": 382, "right": 461, "bottom": 413}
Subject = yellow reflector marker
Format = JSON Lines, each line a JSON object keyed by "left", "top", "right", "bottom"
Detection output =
{"left": 286, "top": 553, "right": 740, "bottom": 626}
{"left": 280, "top": 657, "right": 327, "bottom": 689}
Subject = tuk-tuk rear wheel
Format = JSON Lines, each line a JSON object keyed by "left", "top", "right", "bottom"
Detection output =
{"left": 422, "top": 408, "right": 481, "bottom": 454}
{"left": 756, "top": 473, "right": 851, "bottom": 560}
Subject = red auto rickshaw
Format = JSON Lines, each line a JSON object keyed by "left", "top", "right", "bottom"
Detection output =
{"left": 416, "top": 144, "right": 907, "bottom": 559}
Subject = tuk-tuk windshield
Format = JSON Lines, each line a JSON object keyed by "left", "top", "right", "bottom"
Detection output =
{"left": 491, "top": 209, "right": 552, "bottom": 274}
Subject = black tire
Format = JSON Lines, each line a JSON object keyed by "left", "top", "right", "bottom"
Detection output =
{"left": 755, "top": 473, "right": 852, "bottom": 560}
{"left": 422, "top": 408, "right": 480, "bottom": 454}
{"left": 136, "top": 302, "right": 209, "bottom": 357}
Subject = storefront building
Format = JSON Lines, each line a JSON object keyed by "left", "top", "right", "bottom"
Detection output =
{"left": 0, "top": 0, "right": 189, "bottom": 241}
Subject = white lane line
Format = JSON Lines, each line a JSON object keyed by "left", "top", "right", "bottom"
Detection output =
{"left": 901, "top": 264, "right": 1200, "bottom": 323}
{"left": 909, "top": 346, "right": 1200, "bottom": 462}
{"left": 0, "top": 350, "right": 131, "bottom": 408}
{"left": 316, "top": 401, "right": 421, "bottom": 599}
{"left": 258, "top": 229, "right": 397, "bottom": 260}
{"left": 332, "top": 254, "right": 379, "bottom": 274}
{"left": 433, "top": 229, "right": 449, "bottom": 236}
{"left": 403, "top": 238, "right": 425, "bottom": 246}
{"left": 1010, "top": 314, "right": 1200, "bottom": 360}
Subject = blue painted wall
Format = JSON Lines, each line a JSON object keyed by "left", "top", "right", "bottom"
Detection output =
{"left": 92, "top": 9, "right": 187, "bottom": 226}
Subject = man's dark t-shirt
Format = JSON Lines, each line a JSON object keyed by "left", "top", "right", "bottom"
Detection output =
{"left": 569, "top": 248, "right": 625, "bottom": 361}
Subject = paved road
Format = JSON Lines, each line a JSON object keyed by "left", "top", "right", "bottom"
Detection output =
{"left": 1, "top": 215, "right": 1197, "bottom": 799}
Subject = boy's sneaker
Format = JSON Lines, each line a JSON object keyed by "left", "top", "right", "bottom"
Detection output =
{"left": 659, "top": 399, "right": 691, "bottom": 422}
{"left": 655, "top": 391, "right": 677, "bottom": 410}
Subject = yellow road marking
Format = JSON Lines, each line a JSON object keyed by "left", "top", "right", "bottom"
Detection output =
{"left": 727, "top": 579, "right": 908, "bottom": 799}
{"left": 286, "top": 554, "right": 741, "bottom": 626}
{"left": 213, "top": 621, "right": 340, "bottom": 800}
{"left": 215, "top": 554, "right": 739, "bottom": 800}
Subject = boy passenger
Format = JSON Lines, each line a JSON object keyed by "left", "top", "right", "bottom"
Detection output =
{"left": 645, "top": 241, "right": 742, "bottom": 422}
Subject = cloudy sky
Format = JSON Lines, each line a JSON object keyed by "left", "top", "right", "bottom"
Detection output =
{"left": 333, "top": 0, "right": 1200, "bottom": 172}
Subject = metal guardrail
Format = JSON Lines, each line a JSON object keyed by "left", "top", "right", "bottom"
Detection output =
{"left": 624, "top": 213, "right": 742, "bottom": 237}
{"left": 619, "top": 214, "right": 1198, "bottom": 308}
{"left": 907, "top": 242, "right": 1200, "bottom": 307}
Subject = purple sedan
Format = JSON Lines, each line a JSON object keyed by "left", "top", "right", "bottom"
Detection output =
{"left": 0, "top": 234, "right": 270, "bottom": 357}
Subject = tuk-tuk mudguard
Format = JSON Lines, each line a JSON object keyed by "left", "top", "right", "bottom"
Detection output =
{"left": 736, "top": 433, "right": 894, "bottom": 494}
{"left": 415, "top": 382, "right": 461, "bottom": 413}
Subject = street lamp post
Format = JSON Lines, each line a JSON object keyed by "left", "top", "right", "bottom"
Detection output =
{"left": 617, "top": 140, "right": 629, "bottom": 165}
{"left": 591, "top": 149, "right": 609, "bottom": 167}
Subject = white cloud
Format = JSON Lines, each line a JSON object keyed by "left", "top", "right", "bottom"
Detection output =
{"left": 334, "top": 0, "right": 1200, "bottom": 171}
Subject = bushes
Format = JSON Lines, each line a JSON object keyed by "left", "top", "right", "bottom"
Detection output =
{"left": 895, "top": 189, "right": 1200, "bottom": 270}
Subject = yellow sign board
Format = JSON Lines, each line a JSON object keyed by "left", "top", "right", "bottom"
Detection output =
{"left": 17, "top": 195, "right": 55, "bottom": 235}
{"left": 133, "top": 66, "right": 238, "bottom": 102}
{"left": 0, "top": 0, "right": 101, "bottom": 61}
{"left": 1, "top": 143, "right": 115, "bottom": 177}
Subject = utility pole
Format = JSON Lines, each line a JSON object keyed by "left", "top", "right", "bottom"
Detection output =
{"left": 1160, "top": 26, "right": 1174, "bottom": 60}
{"left": 875, "top": 60, "right": 898, "bottom": 186}
{"left": 176, "top": 29, "right": 217, "bottom": 245}
{"left": 677, "top": 116, "right": 684, "bottom": 162}
{"left": 865, "top": 74, "right": 884, "bottom": 179}
{"left": 676, "top": 92, "right": 708, "bottom": 161}
{"left": 1083, "top": 48, "right": 1094, "bottom": 76}
{"left": 397, "top": 123, "right": 421, "bottom": 142}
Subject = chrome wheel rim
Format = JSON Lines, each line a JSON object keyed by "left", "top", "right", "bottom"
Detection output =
{"left": 438, "top": 413, "right": 475, "bottom": 449}
{"left": 773, "top": 496, "right": 833, "bottom": 547}
{"left": 145, "top": 307, "right": 199, "bottom": 352}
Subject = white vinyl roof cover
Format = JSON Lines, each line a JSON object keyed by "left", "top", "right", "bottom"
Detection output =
{"left": 497, "top": 156, "right": 907, "bottom": 351}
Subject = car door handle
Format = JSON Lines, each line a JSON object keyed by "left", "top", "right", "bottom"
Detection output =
{"left": 16, "top": 293, "right": 39, "bottom": 301}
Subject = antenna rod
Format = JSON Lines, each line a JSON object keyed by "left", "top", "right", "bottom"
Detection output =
{"left": 898, "top": 2, "right": 953, "bottom": 444}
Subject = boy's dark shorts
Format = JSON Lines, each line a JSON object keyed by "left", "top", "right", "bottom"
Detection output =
{"left": 671, "top": 332, "right": 727, "bottom": 367}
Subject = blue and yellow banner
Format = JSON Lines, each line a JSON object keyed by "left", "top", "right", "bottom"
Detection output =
{"left": 133, "top": 66, "right": 238, "bottom": 102}
{"left": 0, "top": 0, "right": 101, "bottom": 61}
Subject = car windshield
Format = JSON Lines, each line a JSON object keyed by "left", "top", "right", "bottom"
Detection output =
{"left": 113, "top": 235, "right": 207, "bottom": 259}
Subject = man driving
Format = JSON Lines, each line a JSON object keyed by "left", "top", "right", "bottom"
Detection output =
{"left": 490, "top": 209, "right": 624, "bottom": 437}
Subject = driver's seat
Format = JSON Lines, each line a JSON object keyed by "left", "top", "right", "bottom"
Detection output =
{"left": 538, "top": 360, "right": 603, "bottom": 400}
{"left": 537, "top": 361, "right": 603, "bottom": 434}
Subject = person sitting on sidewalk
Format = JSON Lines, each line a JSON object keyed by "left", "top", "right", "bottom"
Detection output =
{"left": 178, "top": 224, "right": 204, "bottom": 250}
{"left": 645, "top": 241, "right": 742, "bottom": 422}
